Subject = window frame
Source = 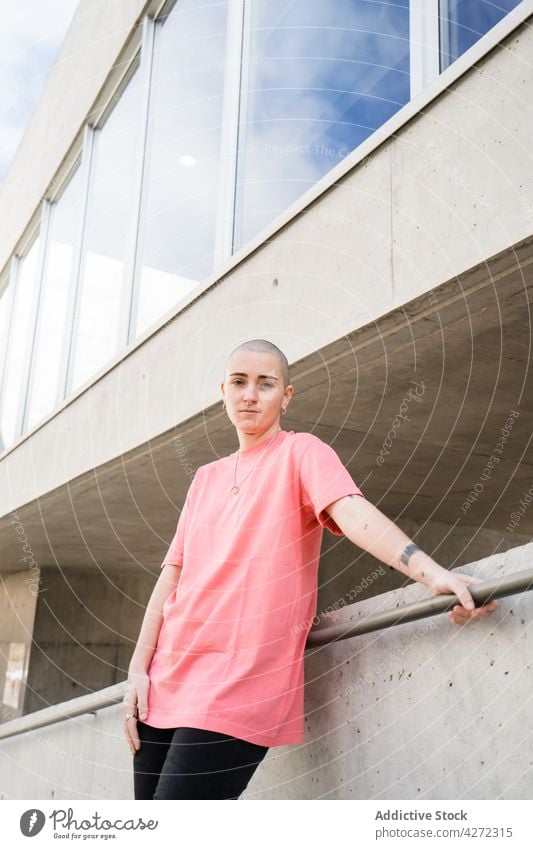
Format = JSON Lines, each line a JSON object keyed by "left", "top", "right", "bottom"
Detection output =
{"left": 19, "top": 202, "right": 52, "bottom": 434}
{"left": 0, "top": 261, "right": 18, "bottom": 444}
{"left": 63, "top": 52, "right": 143, "bottom": 396}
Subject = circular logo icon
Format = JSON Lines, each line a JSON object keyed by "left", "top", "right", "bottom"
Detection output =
{"left": 20, "top": 809, "right": 46, "bottom": 837}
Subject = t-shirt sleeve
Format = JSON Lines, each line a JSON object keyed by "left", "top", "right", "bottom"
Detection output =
{"left": 160, "top": 476, "right": 196, "bottom": 568}
{"left": 299, "top": 436, "right": 364, "bottom": 535}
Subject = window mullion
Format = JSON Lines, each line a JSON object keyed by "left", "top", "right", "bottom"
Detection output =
{"left": 213, "top": 0, "right": 246, "bottom": 267}
{"left": 0, "top": 257, "right": 19, "bottom": 419}
{"left": 58, "top": 125, "right": 96, "bottom": 401}
{"left": 20, "top": 201, "right": 52, "bottom": 434}
{"left": 121, "top": 16, "right": 156, "bottom": 348}
{"left": 410, "top": 0, "right": 441, "bottom": 99}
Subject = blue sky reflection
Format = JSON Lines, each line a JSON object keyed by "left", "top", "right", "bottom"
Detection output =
{"left": 234, "top": 0, "right": 410, "bottom": 248}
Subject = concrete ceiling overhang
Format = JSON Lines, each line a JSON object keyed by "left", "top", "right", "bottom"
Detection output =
{"left": 1, "top": 235, "right": 532, "bottom": 575}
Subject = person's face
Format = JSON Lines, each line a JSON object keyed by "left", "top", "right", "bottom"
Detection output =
{"left": 221, "top": 351, "right": 293, "bottom": 434}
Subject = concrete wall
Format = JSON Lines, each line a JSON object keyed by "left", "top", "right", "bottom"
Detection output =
{"left": 0, "top": 701, "right": 124, "bottom": 801}
{"left": 21, "top": 567, "right": 153, "bottom": 718}
{"left": 0, "top": 541, "right": 531, "bottom": 799}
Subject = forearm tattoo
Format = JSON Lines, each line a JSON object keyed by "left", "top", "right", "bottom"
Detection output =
{"left": 399, "top": 543, "right": 421, "bottom": 567}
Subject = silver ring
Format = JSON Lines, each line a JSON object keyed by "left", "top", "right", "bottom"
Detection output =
{"left": 125, "top": 714, "right": 136, "bottom": 720}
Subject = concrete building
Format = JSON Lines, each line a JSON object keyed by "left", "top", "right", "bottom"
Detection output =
{"left": 0, "top": 0, "right": 532, "bottom": 799}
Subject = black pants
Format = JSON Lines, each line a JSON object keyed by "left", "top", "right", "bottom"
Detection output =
{"left": 133, "top": 721, "right": 269, "bottom": 800}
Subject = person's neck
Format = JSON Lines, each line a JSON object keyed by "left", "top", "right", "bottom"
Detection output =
{"left": 237, "top": 421, "right": 283, "bottom": 453}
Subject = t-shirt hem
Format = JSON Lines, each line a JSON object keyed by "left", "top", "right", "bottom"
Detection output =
{"left": 144, "top": 713, "right": 303, "bottom": 748}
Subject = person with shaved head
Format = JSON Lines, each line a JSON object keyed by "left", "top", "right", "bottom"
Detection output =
{"left": 124, "top": 338, "right": 498, "bottom": 799}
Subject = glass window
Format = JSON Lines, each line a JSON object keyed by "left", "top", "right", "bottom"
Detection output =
{"left": 440, "top": 0, "right": 522, "bottom": 71}
{"left": 233, "top": 0, "right": 410, "bottom": 251}
{"left": 0, "top": 278, "right": 11, "bottom": 363}
{"left": 0, "top": 237, "right": 41, "bottom": 449}
{"left": 0, "top": 278, "right": 13, "bottom": 453}
{"left": 136, "top": 0, "right": 228, "bottom": 337}
{"left": 26, "top": 167, "right": 83, "bottom": 429}
{"left": 70, "top": 68, "right": 143, "bottom": 391}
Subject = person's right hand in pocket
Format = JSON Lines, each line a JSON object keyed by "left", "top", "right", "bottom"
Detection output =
{"left": 123, "top": 670, "right": 150, "bottom": 756}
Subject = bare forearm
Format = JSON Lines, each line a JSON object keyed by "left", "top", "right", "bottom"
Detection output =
{"left": 325, "top": 494, "right": 500, "bottom": 623}
{"left": 327, "top": 496, "right": 445, "bottom": 589}
{"left": 128, "top": 564, "right": 182, "bottom": 673}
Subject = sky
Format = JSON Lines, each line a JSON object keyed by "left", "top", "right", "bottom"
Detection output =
{"left": 0, "top": 0, "right": 79, "bottom": 185}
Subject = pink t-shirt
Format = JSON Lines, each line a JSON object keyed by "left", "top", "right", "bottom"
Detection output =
{"left": 145, "top": 429, "right": 364, "bottom": 747}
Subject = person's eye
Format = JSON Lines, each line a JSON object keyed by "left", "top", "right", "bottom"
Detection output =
{"left": 232, "top": 379, "right": 244, "bottom": 385}
{"left": 261, "top": 383, "right": 273, "bottom": 388}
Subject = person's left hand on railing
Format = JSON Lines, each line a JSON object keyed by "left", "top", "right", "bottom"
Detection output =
{"left": 430, "top": 571, "right": 499, "bottom": 625}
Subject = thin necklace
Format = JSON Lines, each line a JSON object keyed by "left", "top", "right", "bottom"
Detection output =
{"left": 231, "top": 430, "right": 282, "bottom": 494}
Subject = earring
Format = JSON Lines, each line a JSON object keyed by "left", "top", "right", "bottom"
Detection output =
{"left": 281, "top": 407, "right": 287, "bottom": 415}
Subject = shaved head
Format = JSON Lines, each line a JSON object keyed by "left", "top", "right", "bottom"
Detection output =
{"left": 226, "top": 339, "right": 290, "bottom": 388}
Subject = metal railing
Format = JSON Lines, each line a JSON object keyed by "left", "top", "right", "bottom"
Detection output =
{"left": 305, "top": 566, "right": 533, "bottom": 647}
{"left": 0, "top": 682, "right": 125, "bottom": 741}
